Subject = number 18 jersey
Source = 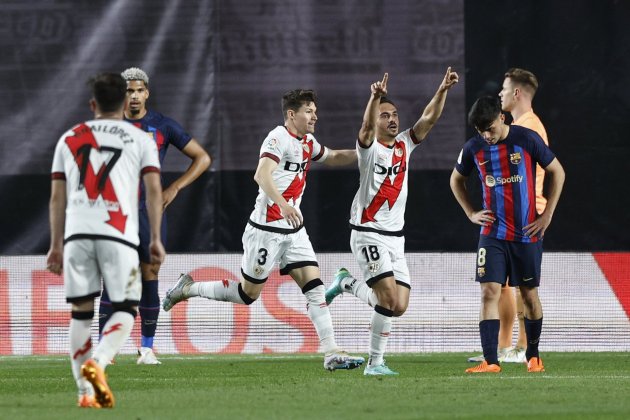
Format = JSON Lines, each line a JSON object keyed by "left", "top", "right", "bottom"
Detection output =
{"left": 51, "top": 119, "right": 160, "bottom": 247}
{"left": 349, "top": 129, "right": 421, "bottom": 233}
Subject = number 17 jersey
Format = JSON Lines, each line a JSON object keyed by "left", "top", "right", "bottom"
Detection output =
{"left": 51, "top": 119, "right": 160, "bottom": 247}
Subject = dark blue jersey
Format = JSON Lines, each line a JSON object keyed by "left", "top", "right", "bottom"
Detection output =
{"left": 455, "top": 125, "right": 555, "bottom": 242}
{"left": 126, "top": 109, "right": 192, "bottom": 206}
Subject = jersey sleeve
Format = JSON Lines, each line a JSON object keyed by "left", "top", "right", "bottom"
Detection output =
{"left": 140, "top": 134, "right": 161, "bottom": 174}
{"left": 310, "top": 136, "right": 329, "bottom": 162}
{"left": 528, "top": 131, "right": 555, "bottom": 168}
{"left": 454, "top": 142, "right": 475, "bottom": 176}
{"left": 166, "top": 118, "right": 193, "bottom": 150}
{"left": 259, "top": 134, "right": 284, "bottom": 163}
{"left": 51, "top": 137, "right": 67, "bottom": 180}
{"left": 398, "top": 128, "right": 421, "bottom": 153}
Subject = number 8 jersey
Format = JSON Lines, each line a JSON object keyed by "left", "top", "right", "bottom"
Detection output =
{"left": 51, "top": 119, "right": 160, "bottom": 247}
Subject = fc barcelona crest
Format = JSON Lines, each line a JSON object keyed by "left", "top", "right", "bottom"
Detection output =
{"left": 477, "top": 267, "right": 486, "bottom": 277}
{"left": 510, "top": 152, "right": 522, "bottom": 165}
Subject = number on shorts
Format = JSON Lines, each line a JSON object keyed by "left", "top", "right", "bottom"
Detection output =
{"left": 361, "top": 245, "right": 380, "bottom": 262}
{"left": 477, "top": 247, "right": 486, "bottom": 266}
{"left": 257, "top": 248, "right": 268, "bottom": 265}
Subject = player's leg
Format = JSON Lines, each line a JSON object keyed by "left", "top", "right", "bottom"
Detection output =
{"left": 162, "top": 224, "right": 279, "bottom": 310}
{"left": 136, "top": 209, "right": 167, "bottom": 364}
{"left": 498, "top": 285, "right": 516, "bottom": 350}
{"left": 466, "top": 237, "right": 505, "bottom": 373}
{"left": 515, "top": 287, "right": 528, "bottom": 349}
{"left": 511, "top": 241, "right": 545, "bottom": 372}
{"left": 64, "top": 240, "right": 101, "bottom": 408}
{"left": 284, "top": 229, "right": 364, "bottom": 370}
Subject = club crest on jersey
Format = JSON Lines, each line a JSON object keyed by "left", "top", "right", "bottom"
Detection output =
{"left": 302, "top": 142, "right": 310, "bottom": 152}
{"left": 477, "top": 267, "right": 486, "bottom": 277}
{"left": 510, "top": 152, "right": 522, "bottom": 165}
{"left": 253, "top": 265, "right": 264, "bottom": 277}
{"left": 368, "top": 262, "right": 380, "bottom": 273}
{"left": 394, "top": 147, "right": 403, "bottom": 157}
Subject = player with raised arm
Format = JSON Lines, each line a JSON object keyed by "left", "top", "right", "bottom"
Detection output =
{"left": 325, "top": 69, "right": 459, "bottom": 375}
{"left": 98, "top": 67, "right": 211, "bottom": 365}
{"left": 162, "top": 89, "right": 365, "bottom": 370}
{"left": 450, "top": 96, "right": 564, "bottom": 373}
{"left": 46, "top": 73, "right": 164, "bottom": 408}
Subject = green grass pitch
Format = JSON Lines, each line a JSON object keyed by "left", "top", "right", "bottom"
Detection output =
{"left": 1, "top": 352, "right": 629, "bottom": 419}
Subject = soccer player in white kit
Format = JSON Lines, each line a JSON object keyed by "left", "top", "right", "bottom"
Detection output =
{"left": 325, "top": 69, "right": 459, "bottom": 375}
{"left": 162, "top": 89, "right": 365, "bottom": 370}
{"left": 46, "top": 73, "right": 164, "bottom": 408}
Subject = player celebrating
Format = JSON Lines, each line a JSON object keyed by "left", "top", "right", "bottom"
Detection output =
{"left": 162, "top": 89, "right": 365, "bottom": 371}
{"left": 98, "top": 67, "right": 211, "bottom": 365}
{"left": 325, "top": 69, "right": 459, "bottom": 375}
{"left": 46, "top": 73, "right": 164, "bottom": 407}
{"left": 450, "top": 96, "right": 564, "bottom": 373}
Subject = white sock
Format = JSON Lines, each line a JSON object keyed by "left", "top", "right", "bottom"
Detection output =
{"left": 304, "top": 285, "right": 337, "bottom": 354}
{"left": 93, "top": 311, "right": 134, "bottom": 367}
{"left": 345, "top": 276, "right": 378, "bottom": 307}
{"left": 69, "top": 317, "right": 94, "bottom": 396}
{"left": 190, "top": 280, "right": 246, "bottom": 304}
{"left": 369, "top": 307, "right": 393, "bottom": 367}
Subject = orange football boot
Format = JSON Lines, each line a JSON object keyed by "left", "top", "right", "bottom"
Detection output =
{"left": 77, "top": 394, "right": 101, "bottom": 408}
{"left": 527, "top": 357, "right": 545, "bottom": 372}
{"left": 81, "top": 359, "right": 115, "bottom": 408}
{"left": 465, "top": 360, "right": 501, "bottom": 373}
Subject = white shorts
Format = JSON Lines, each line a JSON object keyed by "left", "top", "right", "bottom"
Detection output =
{"left": 241, "top": 224, "right": 318, "bottom": 283}
{"left": 350, "top": 230, "right": 410, "bottom": 288}
{"left": 63, "top": 239, "right": 141, "bottom": 303}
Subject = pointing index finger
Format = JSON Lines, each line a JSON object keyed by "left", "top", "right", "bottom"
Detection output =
{"left": 381, "top": 73, "right": 388, "bottom": 88}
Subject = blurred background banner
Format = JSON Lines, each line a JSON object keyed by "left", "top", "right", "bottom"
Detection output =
{"left": 0, "top": 0, "right": 629, "bottom": 254}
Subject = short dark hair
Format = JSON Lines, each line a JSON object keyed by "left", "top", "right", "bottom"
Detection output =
{"left": 468, "top": 96, "right": 502, "bottom": 130}
{"left": 504, "top": 68, "right": 539, "bottom": 96}
{"left": 281, "top": 89, "right": 317, "bottom": 118}
{"left": 379, "top": 96, "right": 397, "bottom": 108}
{"left": 88, "top": 73, "right": 127, "bottom": 113}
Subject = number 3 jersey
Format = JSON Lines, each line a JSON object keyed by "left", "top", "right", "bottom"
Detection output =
{"left": 349, "top": 129, "right": 421, "bottom": 233}
{"left": 51, "top": 119, "right": 160, "bottom": 247}
{"left": 249, "top": 125, "right": 329, "bottom": 230}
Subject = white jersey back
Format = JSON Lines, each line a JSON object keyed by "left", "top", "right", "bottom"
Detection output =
{"left": 349, "top": 129, "right": 421, "bottom": 232}
{"left": 51, "top": 119, "right": 160, "bottom": 246}
{"left": 249, "top": 126, "right": 328, "bottom": 230}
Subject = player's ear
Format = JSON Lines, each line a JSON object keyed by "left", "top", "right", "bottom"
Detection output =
{"left": 89, "top": 98, "right": 96, "bottom": 112}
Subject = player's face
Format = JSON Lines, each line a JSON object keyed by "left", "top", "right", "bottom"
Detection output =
{"left": 125, "top": 80, "right": 149, "bottom": 117}
{"left": 377, "top": 103, "right": 399, "bottom": 139}
{"left": 291, "top": 102, "right": 317, "bottom": 136}
{"left": 476, "top": 114, "right": 507, "bottom": 145}
{"left": 499, "top": 78, "right": 516, "bottom": 112}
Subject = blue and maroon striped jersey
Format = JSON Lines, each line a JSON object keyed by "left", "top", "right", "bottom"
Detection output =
{"left": 455, "top": 125, "right": 555, "bottom": 242}
{"left": 126, "top": 109, "right": 192, "bottom": 205}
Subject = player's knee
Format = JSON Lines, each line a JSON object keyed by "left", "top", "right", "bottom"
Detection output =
{"left": 111, "top": 301, "right": 138, "bottom": 318}
{"left": 393, "top": 302, "right": 408, "bottom": 317}
{"left": 238, "top": 283, "right": 259, "bottom": 304}
{"left": 301, "top": 279, "right": 325, "bottom": 303}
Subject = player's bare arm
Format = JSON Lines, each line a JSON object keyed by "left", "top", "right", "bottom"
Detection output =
{"left": 46, "top": 179, "right": 67, "bottom": 275}
{"left": 358, "top": 73, "right": 388, "bottom": 147}
{"left": 162, "top": 138, "right": 211, "bottom": 209}
{"left": 412, "top": 67, "right": 459, "bottom": 141}
{"left": 523, "top": 158, "right": 565, "bottom": 238}
{"left": 322, "top": 149, "right": 357, "bottom": 166}
{"left": 450, "top": 168, "right": 495, "bottom": 226}
{"left": 254, "top": 156, "right": 303, "bottom": 228}
{"left": 143, "top": 171, "right": 166, "bottom": 264}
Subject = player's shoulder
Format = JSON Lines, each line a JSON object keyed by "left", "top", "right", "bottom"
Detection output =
{"left": 509, "top": 125, "right": 543, "bottom": 146}
{"left": 462, "top": 134, "right": 484, "bottom": 153}
{"left": 144, "top": 109, "right": 182, "bottom": 128}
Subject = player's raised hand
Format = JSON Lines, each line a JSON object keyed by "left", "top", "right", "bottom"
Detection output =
{"left": 371, "top": 73, "right": 388, "bottom": 98}
{"left": 440, "top": 67, "right": 459, "bottom": 91}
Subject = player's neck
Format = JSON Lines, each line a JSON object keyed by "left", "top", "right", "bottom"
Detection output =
{"left": 509, "top": 103, "right": 532, "bottom": 123}
{"left": 125, "top": 108, "right": 148, "bottom": 120}
{"left": 284, "top": 124, "right": 305, "bottom": 139}
{"left": 94, "top": 110, "right": 124, "bottom": 120}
